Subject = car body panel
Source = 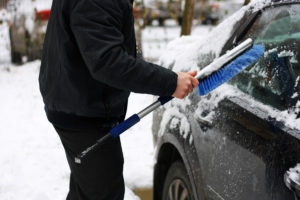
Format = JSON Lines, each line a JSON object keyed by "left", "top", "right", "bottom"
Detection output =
{"left": 154, "top": 107, "right": 198, "bottom": 197}
{"left": 191, "top": 91, "right": 300, "bottom": 199}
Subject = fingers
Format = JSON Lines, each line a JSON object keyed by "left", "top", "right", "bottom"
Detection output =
{"left": 187, "top": 70, "right": 199, "bottom": 88}
{"left": 189, "top": 87, "right": 193, "bottom": 94}
{"left": 172, "top": 71, "right": 199, "bottom": 99}
{"left": 191, "top": 77, "right": 199, "bottom": 88}
{"left": 183, "top": 80, "right": 194, "bottom": 97}
{"left": 187, "top": 70, "right": 197, "bottom": 77}
{"left": 186, "top": 79, "right": 194, "bottom": 94}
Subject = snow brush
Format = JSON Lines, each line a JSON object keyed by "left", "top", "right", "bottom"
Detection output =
{"left": 74, "top": 38, "right": 265, "bottom": 164}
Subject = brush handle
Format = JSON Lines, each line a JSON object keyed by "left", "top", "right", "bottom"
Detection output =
{"left": 158, "top": 96, "right": 174, "bottom": 105}
{"left": 196, "top": 38, "right": 253, "bottom": 80}
{"left": 74, "top": 96, "right": 173, "bottom": 163}
{"left": 110, "top": 114, "right": 140, "bottom": 138}
{"left": 75, "top": 132, "right": 114, "bottom": 164}
{"left": 110, "top": 96, "right": 173, "bottom": 138}
{"left": 75, "top": 114, "right": 141, "bottom": 163}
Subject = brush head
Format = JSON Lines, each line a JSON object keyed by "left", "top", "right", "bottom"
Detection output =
{"left": 198, "top": 44, "right": 265, "bottom": 96}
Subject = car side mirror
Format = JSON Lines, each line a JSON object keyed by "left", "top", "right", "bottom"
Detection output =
{"left": 284, "top": 164, "right": 300, "bottom": 200}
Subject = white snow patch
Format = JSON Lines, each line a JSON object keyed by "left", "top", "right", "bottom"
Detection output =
{"left": 292, "top": 92, "right": 299, "bottom": 99}
{"left": 122, "top": 93, "right": 155, "bottom": 190}
{"left": 158, "top": 98, "right": 191, "bottom": 138}
{"left": 287, "top": 163, "right": 300, "bottom": 185}
{"left": 0, "top": 8, "right": 11, "bottom": 21}
{"left": 248, "top": 0, "right": 272, "bottom": 12}
{"left": 25, "top": 16, "right": 34, "bottom": 33}
{"left": 276, "top": 50, "right": 298, "bottom": 64}
{"left": 265, "top": 47, "right": 278, "bottom": 55}
{"left": 292, "top": 77, "right": 300, "bottom": 98}
{"left": 170, "top": 117, "right": 180, "bottom": 130}
{"left": 278, "top": 50, "right": 294, "bottom": 58}
{"left": 194, "top": 84, "right": 241, "bottom": 132}
{"left": 159, "top": 5, "right": 248, "bottom": 73}
{"left": 290, "top": 56, "right": 298, "bottom": 64}
{"left": 189, "top": 134, "right": 193, "bottom": 145}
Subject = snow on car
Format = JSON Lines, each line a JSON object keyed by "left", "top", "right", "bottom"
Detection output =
{"left": 153, "top": 0, "right": 300, "bottom": 199}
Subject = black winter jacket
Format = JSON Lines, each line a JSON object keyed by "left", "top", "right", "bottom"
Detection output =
{"left": 39, "top": 0, "right": 177, "bottom": 128}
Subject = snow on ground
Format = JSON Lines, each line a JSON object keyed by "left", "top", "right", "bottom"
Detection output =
{"left": 122, "top": 94, "right": 155, "bottom": 189}
{"left": 0, "top": 61, "right": 149, "bottom": 200}
{"left": 0, "top": 62, "right": 69, "bottom": 200}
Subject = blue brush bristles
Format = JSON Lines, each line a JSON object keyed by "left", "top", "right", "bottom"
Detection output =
{"left": 198, "top": 44, "right": 265, "bottom": 96}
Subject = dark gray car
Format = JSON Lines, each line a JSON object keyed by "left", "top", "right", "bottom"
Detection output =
{"left": 152, "top": 1, "right": 300, "bottom": 200}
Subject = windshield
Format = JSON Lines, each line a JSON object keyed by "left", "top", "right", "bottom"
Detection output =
{"left": 230, "top": 4, "right": 300, "bottom": 111}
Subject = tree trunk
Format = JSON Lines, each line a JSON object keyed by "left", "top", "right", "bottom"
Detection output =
{"left": 244, "top": 0, "right": 251, "bottom": 6}
{"left": 180, "top": 0, "right": 196, "bottom": 36}
{"left": 0, "top": 0, "right": 10, "bottom": 9}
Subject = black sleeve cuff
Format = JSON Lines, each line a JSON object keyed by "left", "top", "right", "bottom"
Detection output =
{"left": 159, "top": 68, "right": 178, "bottom": 97}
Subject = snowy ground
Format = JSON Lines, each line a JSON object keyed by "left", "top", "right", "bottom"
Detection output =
{"left": 0, "top": 61, "right": 144, "bottom": 200}
{"left": 0, "top": 18, "right": 211, "bottom": 199}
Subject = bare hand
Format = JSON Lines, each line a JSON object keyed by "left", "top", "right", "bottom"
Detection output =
{"left": 172, "top": 70, "right": 199, "bottom": 99}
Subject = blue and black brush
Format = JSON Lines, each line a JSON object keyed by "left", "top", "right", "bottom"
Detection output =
{"left": 74, "top": 38, "right": 265, "bottom": 164}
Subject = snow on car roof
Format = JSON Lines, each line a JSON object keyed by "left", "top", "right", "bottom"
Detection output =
{"left": 159, "top": 0, "right": 273, "bottom": 73}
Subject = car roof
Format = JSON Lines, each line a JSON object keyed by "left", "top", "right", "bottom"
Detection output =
{"left": 159, "top": 0, "right": 300, "bottom": 74}
{"left": 258, "top": 0, "right": 300, "bottom": 10}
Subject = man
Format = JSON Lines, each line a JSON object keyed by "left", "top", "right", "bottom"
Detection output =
{"left": 39, "top": 0, "right": 199, "bottom": 199}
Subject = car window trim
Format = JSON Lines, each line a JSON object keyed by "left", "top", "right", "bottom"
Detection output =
{"left": 221, "top": 10, "right": 261, "bottom": 55}
{"left": 225, "top": 94, "right": 300, "bottom": 138}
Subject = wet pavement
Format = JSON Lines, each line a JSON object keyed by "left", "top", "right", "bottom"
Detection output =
{"left": 134, "top": 188, "right": 153, "bottom": 200}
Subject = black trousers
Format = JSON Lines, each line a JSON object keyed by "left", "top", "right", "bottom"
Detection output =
{"left": 54, "top": 125, "right": 125, "bottom": 200}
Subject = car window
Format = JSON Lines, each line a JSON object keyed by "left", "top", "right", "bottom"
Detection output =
{"left": 230, "top": 4, "right": 300, "bottom": 110}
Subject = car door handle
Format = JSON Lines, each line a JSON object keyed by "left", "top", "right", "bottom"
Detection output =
{"left": 284, "top": 170, "right": 300, "bottom": 198}
{"left": 196, "top": 116, "right": 213, "bottom": 128}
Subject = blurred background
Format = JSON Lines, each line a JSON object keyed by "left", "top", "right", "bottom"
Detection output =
{"left": 0, "top": 0, "right": 246, "bottom": 199}
{"left": 0, "top": 0, "right": 247, "bottom": 65}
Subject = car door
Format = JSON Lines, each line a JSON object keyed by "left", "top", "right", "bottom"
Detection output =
{"left": 192, "top": 4, "right": 300, "bottom": 200}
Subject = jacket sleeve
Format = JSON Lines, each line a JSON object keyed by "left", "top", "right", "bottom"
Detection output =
{"left": 70, "top": 0, "right": 178, "bottom": 97}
